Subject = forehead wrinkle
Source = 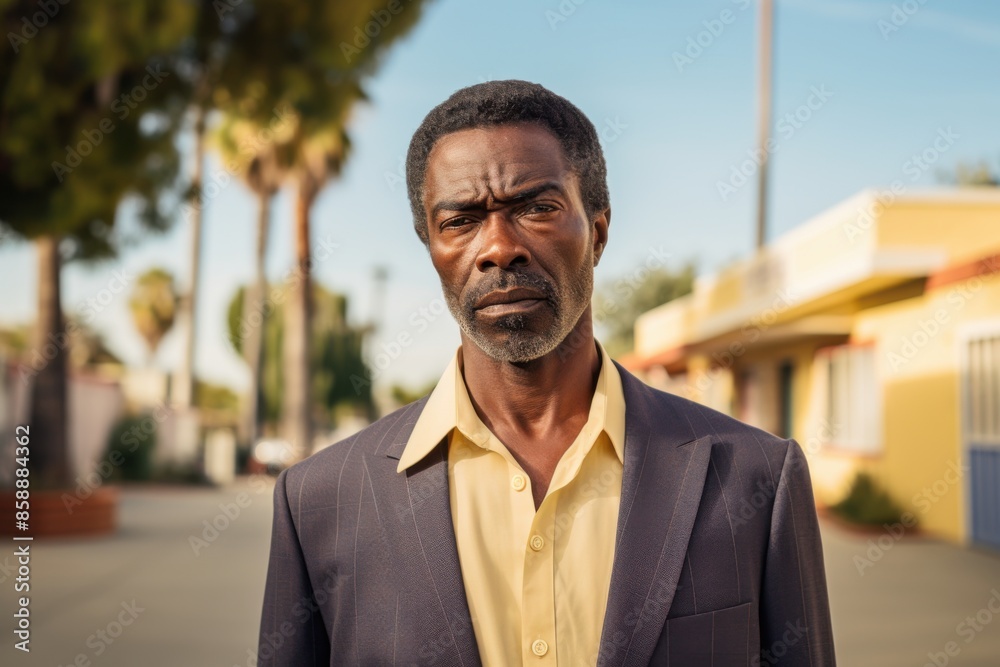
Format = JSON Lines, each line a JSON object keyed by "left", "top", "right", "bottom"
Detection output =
{"left": 425, "top": 127, "right": 575, "bottom": 213}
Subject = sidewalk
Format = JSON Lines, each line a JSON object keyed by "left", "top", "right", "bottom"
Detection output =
{"left": 3, "top": 480, "right": 1000, "bottom": 665}
{"left": 823, "top": 519, "right": 1000, "bottom": 666}
{"left": 2, "top": 478, "right": 276, "bottom": 667}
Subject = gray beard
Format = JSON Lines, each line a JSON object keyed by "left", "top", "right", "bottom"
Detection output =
{"left": 443, "top": 260, "right": 593, "bottom": 364}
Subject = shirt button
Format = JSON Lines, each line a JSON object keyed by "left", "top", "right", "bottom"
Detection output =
{"left": 531, "top": 639, "right": 549, "bottom": 656}
{"left": 511, "top": 474, "right": 526, "bottom": 491}
{"left": 529, "top": 534, "right": 545, "bottom": 551}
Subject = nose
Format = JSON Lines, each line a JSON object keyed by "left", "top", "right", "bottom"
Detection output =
{"left": 475, "top": 213, "right": 531, "bottom": 272}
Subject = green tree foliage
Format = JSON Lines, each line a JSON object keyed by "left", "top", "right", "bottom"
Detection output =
{"left": 0, "top": 0, "right": 195, "bottom": 488}
{"left": 226, "top": 282, "right": 372, "bottom": 436}
{"left": 0, "top": 0, "right": 193, "bottom": 254}
{"left": 938, "top": 159, "right": 1000, "bottom": 187}
{"left": 390, "top": 380, "right": 438, "bottom": 407}
{"left": 208, "top": 0, "right": 436, "bottom": 451}
{"left": 595, "top": 263, "right": 696, "bottom": 357}
{"left": 194, "top": 380, "right": 240, "bottom": 413}
{"left": 128, "top": 267, "right": 179, "bottom": 363}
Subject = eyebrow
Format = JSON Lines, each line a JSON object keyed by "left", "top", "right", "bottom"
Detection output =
{"left": 431, "top": 181, "right": 566, "bottom": 217}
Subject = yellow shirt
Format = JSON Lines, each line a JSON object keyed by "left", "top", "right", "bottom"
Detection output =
{"left": 397, "top": 341, "right": 626, "bottom": 666}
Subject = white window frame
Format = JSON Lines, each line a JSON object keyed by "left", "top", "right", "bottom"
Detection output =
{"left": 815, "top": 343, "right": 882, "bottom": 455}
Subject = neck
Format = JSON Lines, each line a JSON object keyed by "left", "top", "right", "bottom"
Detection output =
{"left": 460, "top": 306, "right": 601, "bottom": 439}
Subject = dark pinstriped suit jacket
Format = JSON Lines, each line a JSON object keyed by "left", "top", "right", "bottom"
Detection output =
{"left": 258, "top": 362, "right": 836, "bottom": 666}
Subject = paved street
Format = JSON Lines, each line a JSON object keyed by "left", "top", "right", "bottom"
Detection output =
{"left": 1, "top": 479, "right": 275, "bottom": 667}
{"left": 2, "top": 479, "right": 1000, "bottom": 666}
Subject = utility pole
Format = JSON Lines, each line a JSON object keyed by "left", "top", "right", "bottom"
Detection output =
{"left": 755, "top": 0, "right": 774, "bottom": 251}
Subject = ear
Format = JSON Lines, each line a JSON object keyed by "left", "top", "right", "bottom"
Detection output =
{"left": 592, "top": 207, "right": 611, "bottom": 267}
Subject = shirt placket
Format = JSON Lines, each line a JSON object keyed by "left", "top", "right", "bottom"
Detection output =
{"left": 520, "top": 484, "right": 557, "bottom": 664}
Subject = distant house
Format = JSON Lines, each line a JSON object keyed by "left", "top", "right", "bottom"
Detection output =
{"left": 624, "top": 189, "right": 1000, "bottom": 550}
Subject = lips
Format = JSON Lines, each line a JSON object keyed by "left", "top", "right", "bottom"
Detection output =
{"left": 474, "top": 287, "right": 546, "bottom": 315}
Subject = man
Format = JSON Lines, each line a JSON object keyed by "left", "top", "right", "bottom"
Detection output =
{"left": 258, "top": 80, "right": 836, "bottom": 666}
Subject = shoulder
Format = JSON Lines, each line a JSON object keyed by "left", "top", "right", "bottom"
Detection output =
{"left": 278, "top": 397, "right": 428, "bottom": 505}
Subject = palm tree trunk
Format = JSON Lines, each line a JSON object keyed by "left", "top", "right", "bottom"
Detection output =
{"left": 174, "top": 105, "right": 206, "bottom": 408}
{"left": 283, "top": 180, "right": 315, "bottom": 454}
{"left": 31, "top": 236, "right": 69, "bottom": 488}
{"left": 240, "top": 189, "right": 271, "bottom": 447}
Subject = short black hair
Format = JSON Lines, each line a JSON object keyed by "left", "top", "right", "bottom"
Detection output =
{"left": 405, "top": 80, "right": 610, "bottom": 244}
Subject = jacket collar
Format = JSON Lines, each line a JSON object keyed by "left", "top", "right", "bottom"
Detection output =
{"left": 369, "top": 361, "right": 713, "bottom": 667}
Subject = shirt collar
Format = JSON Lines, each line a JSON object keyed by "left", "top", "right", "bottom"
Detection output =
{"left": 396, "top": 340, "right": 625, "bottom": 473}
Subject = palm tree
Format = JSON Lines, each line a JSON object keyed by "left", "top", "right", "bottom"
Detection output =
{"left": 171, "top": 0, "right": 255, "bottom": 409}
{"left": 213, "top": 111, "right": 292, "bottom": 445}
{"left": 283, "top": 109, "right": 355, "bottom": 452}
{"left": 129, "top": 268, "right": 179, "bottom": 365}
{"left": 0, "top": 1, "right": 194, "bottom": 488}
{"left": 209, "top": 0, "right": 435, "bottom": 452}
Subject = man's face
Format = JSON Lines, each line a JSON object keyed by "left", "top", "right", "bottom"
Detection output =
{"left": 422, "top": 123, "right": 609, "bottom": 363}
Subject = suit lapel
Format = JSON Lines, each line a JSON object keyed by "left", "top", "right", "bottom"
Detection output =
{"left": 364, "top": 407, "right": 481, "bottom": 667}
{"left": 364, "top": 364, "right": 713, "bottom": 667}
{"left": 597, "top": 364, "right": 715, "bottom": 667}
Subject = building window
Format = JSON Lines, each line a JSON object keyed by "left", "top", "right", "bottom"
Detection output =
{"left": 966, "top": 332, "right": 1000, "bottom": 443}
{"left": 816, "top": 344, "right": 882, "bottom": 454}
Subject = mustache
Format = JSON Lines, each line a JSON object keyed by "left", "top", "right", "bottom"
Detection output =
{"left": 462, "top": 270, "right": 557, "bottom": 311}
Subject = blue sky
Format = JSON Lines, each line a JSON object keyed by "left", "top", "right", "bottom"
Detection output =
{"left": 2, "top": 0, "right": 999, "bottom": 394}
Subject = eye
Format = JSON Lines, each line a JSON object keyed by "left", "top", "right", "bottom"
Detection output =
{"left": 440, "top": 216, "right": 475, "bottom": 231}
{"left": 522, "top": 203, "right": 557, "bottom": 216}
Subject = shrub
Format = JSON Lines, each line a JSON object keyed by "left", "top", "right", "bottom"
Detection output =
{"left": 829, "top": 471, "right": 909, "bottom": 527}
{"left": 104, "top": 412, "right": 157, "bottom": 482}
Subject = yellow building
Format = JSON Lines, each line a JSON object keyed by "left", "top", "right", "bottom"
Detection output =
{"left": 624, "top": 189, "right": 1000, "bottom": 548}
